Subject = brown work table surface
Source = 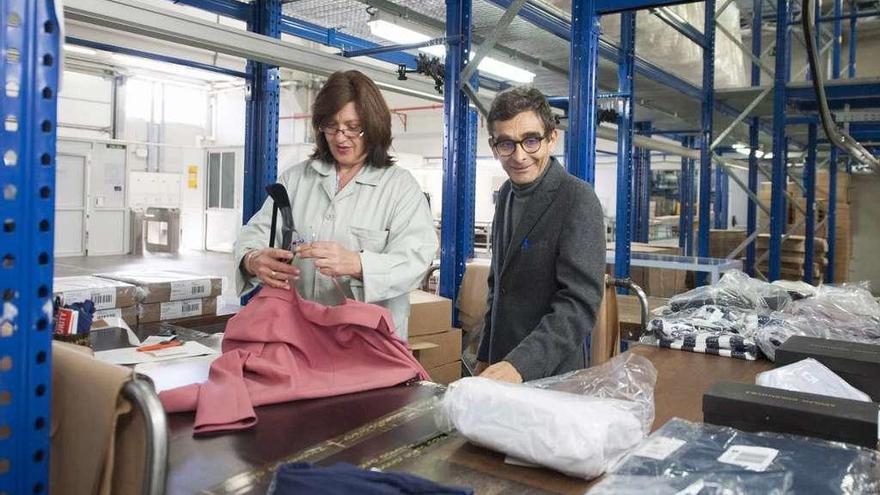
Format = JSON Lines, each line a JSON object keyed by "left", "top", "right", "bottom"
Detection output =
{"left": 164, "top": 342, "right": 772, "bottom": 494}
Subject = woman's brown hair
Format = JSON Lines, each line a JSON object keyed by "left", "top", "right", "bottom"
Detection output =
{"left": 310, "top": 70, "right": 394, "bottom": 167}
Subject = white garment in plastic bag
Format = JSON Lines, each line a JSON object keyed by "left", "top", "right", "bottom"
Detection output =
{"left": 756, "top": 358, "right": 872, "bottom": 402}
{"left": 434, "top": 353, "right": 657, "bottom": 480}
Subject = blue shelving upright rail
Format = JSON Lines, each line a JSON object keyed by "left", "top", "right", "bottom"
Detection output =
{"left": 0, "top": 0, "right": 59, "bottom": 493}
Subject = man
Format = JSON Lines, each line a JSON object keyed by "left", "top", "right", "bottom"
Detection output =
{"left": 475, "top": 86, "right": 606, "bottom": 383}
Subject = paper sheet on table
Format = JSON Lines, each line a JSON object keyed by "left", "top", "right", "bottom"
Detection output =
{"left": 94, "top": 341, "right": 218, "bottom": 365}
{"left": 135, "top": 354, "right": 219, "bottom": 393}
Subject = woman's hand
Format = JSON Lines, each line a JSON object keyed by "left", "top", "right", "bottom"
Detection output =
{"left": 244, "top": 248, "right": 301, "bottom": 290}
{"left": 296, "top": 241, "right": 363, "bottom": 279}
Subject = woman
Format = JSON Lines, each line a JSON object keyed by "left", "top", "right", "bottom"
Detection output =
{"left": 234, "top": 70, "right": 438, "bottom": 339}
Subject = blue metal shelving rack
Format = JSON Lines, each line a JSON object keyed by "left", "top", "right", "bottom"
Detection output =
{"left": 1, "top": 0, "right": 58, "bottom": 492}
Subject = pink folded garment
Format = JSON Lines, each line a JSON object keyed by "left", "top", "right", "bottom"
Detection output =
{"left": 159, "top": 287, "right": 429, "bottom": 435}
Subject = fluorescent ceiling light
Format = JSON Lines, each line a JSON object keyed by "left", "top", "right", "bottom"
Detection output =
{"left": 64, "top": 44, "right": 96, "bottom": 56}
{"left": 732, "top": 143, "right": 748, "bottom": 150}
{"left": 112, "top": 53, "right": 235, "bottom": 82}
{"left": 367, "top": 17, "right": 535, "bottom": 83}
{"left": 734, "top": 147, "right": 751, "bottom": 156}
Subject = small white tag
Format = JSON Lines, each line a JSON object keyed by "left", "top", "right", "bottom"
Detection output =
{"left": 146, "top": 346, "right": 189, "bottom": 358}
{"left": 717, "top": 445, "right": 778, "bottom": 472}
{"left": 159, "top": 300, "right": 202, "bottom": 320}
{"left": 170, "top": 280, "right": 210, "bottom": 301}
{"left": 674, "top": 479, "right": 706, "bottom": 495}
{"left": 631, "top": 436, "right": 686, "bottom": 461}
{"left": 63, "top": 288, "right": 117, "bottom": 309}
{"left": 93, "top": 308, "right": 122, "bottom": 321}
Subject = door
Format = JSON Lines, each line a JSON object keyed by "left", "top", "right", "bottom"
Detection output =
{"left": 87, "top": 144, "right": 127, "bottom": 255}
{"left": 55, "top": 154, "right": 87, "bottom": 256}
{"left": 204, "top": 150, "right": 240, "bottom": 252}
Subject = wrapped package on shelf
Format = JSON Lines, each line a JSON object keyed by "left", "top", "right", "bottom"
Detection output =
{"left": 434, "top": 353, "right": 656, "bottom": 480}
{"left": 53, "top": 276, "right": 138, "bottom": 310}
{"left": 138, "top": 297, "right": 218, "bottom": 323}
{"left": 95, "top": 270, "right": 223, "bottom": 304}
{"left": 599, "top": 2, "right": 747, "bottom": 89}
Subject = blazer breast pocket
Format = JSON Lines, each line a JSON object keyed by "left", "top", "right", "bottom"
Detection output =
{"left": 349, "top": 226, "right": 389, "bottom": 252}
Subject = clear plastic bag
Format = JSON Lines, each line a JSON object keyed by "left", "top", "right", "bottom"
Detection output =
{"left": 589, "top": 473, "right": 793, "bottom": 495}
{"left": 610, "top": 418, "right": 880, "bottom": 494}
{"left": 755, "top": 358, "right": 872, "bottom": 402}
{"left": 756, "top": 282, "right": 880, "bottom": 361}
{"left": 434, "top": 353, "right": 657, "bottom": 480}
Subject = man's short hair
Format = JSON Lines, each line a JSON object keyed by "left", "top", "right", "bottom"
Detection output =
{"left": 487, "top": 86, "right": 556, "bottom": 136}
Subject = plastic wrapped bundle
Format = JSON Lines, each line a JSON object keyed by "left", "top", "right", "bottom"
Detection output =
{"left": 610, "top": 418, "right": 880, "bottom": 494}
{"left": 434, "top": 354, "right": 656, "bottom": 480}
{"left": 756, "top": 358, "right": 872, "bottom": 402}
{"left": 589, "top": 473, "right": 793, "bottom": 495}
{"left": 756, "top": 282, "right": 880, "bottom": 360}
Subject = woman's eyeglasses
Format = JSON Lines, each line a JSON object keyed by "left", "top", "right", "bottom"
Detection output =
{"left": 492, "top": 134, "right": 547, "bottom": 157}
{"left": 319, "top": 125, "right": 364, "bottom": 138}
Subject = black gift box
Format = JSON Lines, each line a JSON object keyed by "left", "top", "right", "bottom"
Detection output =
{"left": 776, "top": 336, "right": 880, "bottom": 401}
{"left": 703, "top": 381, "right": 878, "bottom": 449}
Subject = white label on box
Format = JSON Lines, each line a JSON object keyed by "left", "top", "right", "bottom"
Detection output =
{"left": 631, "top": 436, "right": 686, "bottom": 461}
{"left": 63, "top": 288, "right": 116, "bottom": 310}
{"left": 93, "top": 308, "right": 122, "bottom": 321}
{"left": 717, "top": 445, "right": 778, "bottom": 472}
{"left": 160, "top": 300, "right": 202, "bottom": 320}
{"left": 170, "top": 280, "right": 211, "bottom": 301}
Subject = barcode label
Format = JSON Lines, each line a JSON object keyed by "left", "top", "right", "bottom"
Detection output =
{"left": 93, "top": 308, "right": 121, "bottom": 321}
{"left": 717, "top": 445, "right": 778, "bottom": 472}
{"left": 61, "top": 288, "right": 116, "bottom": 309}
{"left": 632, "top": 436, "right": 686, "bottom": 461}
{"left": 160, "top": 300, "right": 203, "bottom": 320}
{"left": 170, "top": 280, "right": 211, "bottom": 301}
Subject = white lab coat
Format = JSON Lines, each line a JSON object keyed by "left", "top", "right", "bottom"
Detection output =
{"left": 234, "top": 159, "right": 438, "bottom": 339}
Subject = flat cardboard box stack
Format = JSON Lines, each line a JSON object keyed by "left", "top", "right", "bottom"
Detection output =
{"left": 709, "top": 229, "right": 746, "bottom": 260}
{"left": 755, "top": 234, "right": 828, "bottom": 282}
{"left": 53, "top": 276, "right": 139, "bottom": 327}
{"left": 95, "top": 271, "right": 222, "bottom": 323}
{"left": 608, "top": 243, "right": 687, "bottom": 297}
{"left": 409, "top": 290, "right": 461, "bottom": 385}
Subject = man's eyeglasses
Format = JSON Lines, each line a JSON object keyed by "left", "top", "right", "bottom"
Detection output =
{"left": 492, "top": 134, "right": 547, "bottom": 157}
{"left": 319, "top": 125, "right": 365, "bottom": 138}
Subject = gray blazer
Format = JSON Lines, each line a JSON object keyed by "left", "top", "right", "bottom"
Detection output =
{"left": 477, "top": 160, "right": 606, "bottom": 381}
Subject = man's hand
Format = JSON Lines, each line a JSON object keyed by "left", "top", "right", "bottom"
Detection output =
{"left": 479, "top": 361, "right": 522, "bottom": 383}
{"left": 297, "top": 241, "right": 363, "bottom": 279}
{"left": 244, "top": 248, "right": 300, "bottom": 290}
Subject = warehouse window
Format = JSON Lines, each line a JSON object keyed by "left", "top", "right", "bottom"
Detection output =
{"left": 207, "top": 151, "right": 235, "bottom": 209}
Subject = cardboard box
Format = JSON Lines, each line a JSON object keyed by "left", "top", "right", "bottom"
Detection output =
{"left": 409, "top": 290, "right": 452, "bottom": 337}
{"left": 95, "top": 270, "right": 222, "bottom": 304}
{"left": 457, "top": 260, "right": 490, "bottom": 333}
{"left": 93, "top": 305, "right": 138, "bottom": 328}
{"left": 137, "top": 297, "right": 217, "bottom": 323}
{"left": 53, "top": 276, "right": 138, "bottom": 310}
{"left": 410, "top": 329, "right": 462, "bottom": 369}
{"left": 703, "top": 381, "right": 878, "bottom": 449}
{"left": 776, "top": 336, "right": 880, "bottom": 402}
{"left": 427, "top": 361, "right": 462, "bottom": 385}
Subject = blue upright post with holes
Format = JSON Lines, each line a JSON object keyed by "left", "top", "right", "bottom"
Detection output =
{"left": 804, "top": 124, "right": 817, "bottom": 284}
{"left": 1, "top": 1, "right": 58, "bottom": 493}
{"left": 568, "top": 0, "right": 600, "bottom": 183}
{"left": 615, "top": 11, "right": 636, "bottom": 284}
{"left": 633, "top": 122, "right": 651, "bottom": 243}
{"left": 825, "top": 0, "right": 843, "bottom": 282}
{"left": 769, "top": 0, "right": 791, "bottom": 282}
{"left": 679, "top": 137, "right": 692, "bottom": 253}
{"left": 697, "top": 0, "right": 716, "bottom": 284}
{"left": 848, "top": 1, "right": 857, "bottom": 78}
{"left": 746, "top": 0, "right": 762, "bottom": 276}
{"left": 439, "top": 0, "right": 476, "bottom": 319}
{"left": 242, "top": 0, "right": 280, "bottom": 222}
{"left": 713, "top": 166, "right": 728, "bottom": 229}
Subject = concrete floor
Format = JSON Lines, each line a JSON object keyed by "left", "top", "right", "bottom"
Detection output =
{"left": 848, "top": 174, "right": 880, "bottom": 294}
{"left": 54, "top": 249, "right": 241, "bottom": 309}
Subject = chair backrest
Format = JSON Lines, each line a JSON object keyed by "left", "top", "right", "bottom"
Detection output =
{"left": 589, "top": 276, "right": 622, "bottom": 367}
{"left": 50, "top": 342, "right": 167, "bottom": 495}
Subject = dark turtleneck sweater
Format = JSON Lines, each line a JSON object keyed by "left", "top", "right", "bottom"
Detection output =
{"left": 503, "top": 160, "right": 554, "bottom": 254}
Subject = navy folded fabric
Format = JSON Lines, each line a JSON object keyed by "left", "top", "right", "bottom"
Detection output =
{"left": 269, "top": 462, "right": 473, "bottom": 495}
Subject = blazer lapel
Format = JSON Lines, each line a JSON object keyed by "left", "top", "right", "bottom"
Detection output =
{"left": 500, "top": 161, "right": 565, "bottom": 275}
